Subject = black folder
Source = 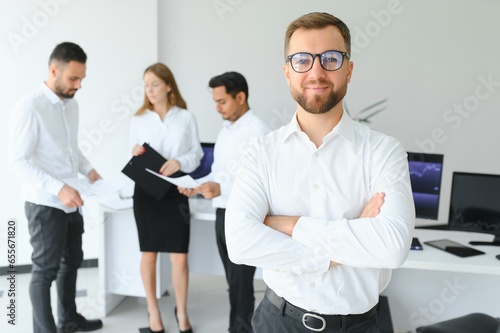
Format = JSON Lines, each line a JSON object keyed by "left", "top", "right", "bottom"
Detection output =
{"left": 121, "top": 143, "right": 183, "bottom": 200}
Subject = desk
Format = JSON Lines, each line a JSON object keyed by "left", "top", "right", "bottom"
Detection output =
{"left": 383, "top": 229, "right": 500, "bottom": 331}
{"left": 96, "top": 197, "right": 261, "bottom": 316}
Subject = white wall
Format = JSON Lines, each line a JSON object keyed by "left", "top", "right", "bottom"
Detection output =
{"left": 0, "top": 0, "right": 158, "bottom": 266}
{"left": 158, "top": 0, "right": 500, "bottom": 225}
{"left": 3, "top": 0, "right": 500, "bottom": 265}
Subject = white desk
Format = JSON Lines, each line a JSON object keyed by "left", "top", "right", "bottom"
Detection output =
{"left": 97, "top": 201, "right": 170, "bottom": 316}
{"left": 383, "top": 229, "right": 500, "bottom": 331}
{"left": 95, "top": 197, "right": 212, "bottom": 316}
{"left": 95, "top": 197, "right": 261, "bottom": 317}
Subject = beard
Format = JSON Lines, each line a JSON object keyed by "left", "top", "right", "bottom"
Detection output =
{"left": 291, "top": 79, "right": 347, "bottom": 114}
{"left": 54, "top": 78, "right": 77, "bottom": 99}
{"left": 57, "top": 90, "right": 77, "bottom": 99}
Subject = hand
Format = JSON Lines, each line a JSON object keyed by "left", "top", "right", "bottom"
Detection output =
{"left": 58, "top": 184, "right": 84, "bottom": 208}
{"left": 132, "top": 144, "right": 146, "bottom": 156}
{"left": 88, "top": 169, "right": 102, "bottom": 184}
{"left": 359, "top": 192, "right": 385, "bottom": 218}
{"left": 178, "top": 187, "right": 198, "bottom": 197}
{"left": 196, "top": 182, "right": 221, "bottom": 199}
{"left": 264, "top": 215, "right": 299, "bottom": 237}
{"left": 329, "top": 193, "right": 384, "bottom": 268}
{"left": 160, "top": 159, "right": 181, "bottom": 176}
{"left": 330, "top": 261, "right": 341, "bottom": 268}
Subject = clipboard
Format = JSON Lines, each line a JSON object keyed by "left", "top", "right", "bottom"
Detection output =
{"left": 121, "top": 143, "right": 183, "bottom": 200}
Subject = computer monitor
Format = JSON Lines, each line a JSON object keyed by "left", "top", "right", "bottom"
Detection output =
{"left": 448, "top": 172, "right": 500, "bottom": 246}
{"left": 407, "top": 152, "right": 444, "bottom": 220}
{"left": 189, "top": 142, "right": 215, "bottom": 179}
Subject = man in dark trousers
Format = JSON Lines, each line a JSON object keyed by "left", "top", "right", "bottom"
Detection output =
{"left": 179, "top": 71, "right": 270, "bottom": 332}
{"left": 9, "top": 42, "right": 103, "bottom": 333}
{"left": 225, "top": 13, "right": 415, "bottom": 333}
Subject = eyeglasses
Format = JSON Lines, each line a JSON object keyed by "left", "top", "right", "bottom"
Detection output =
{"left": 286, "top": 50, "right": 350, "bottom": 73}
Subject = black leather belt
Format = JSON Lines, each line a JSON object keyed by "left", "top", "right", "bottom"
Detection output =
{"left": 265, "top": 288, "right": 378, "bottom": 332}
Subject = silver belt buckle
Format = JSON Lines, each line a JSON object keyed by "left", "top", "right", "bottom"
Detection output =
{"left": 302, "top": 313, "right": 326, "bottom": 332}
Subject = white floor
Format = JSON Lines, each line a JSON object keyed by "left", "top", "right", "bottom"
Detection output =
{"left": 1, "top": 267, "right": 266, "bottom": 333}
{"left": 2, "top": 267, "right": 418, "bottom": 333}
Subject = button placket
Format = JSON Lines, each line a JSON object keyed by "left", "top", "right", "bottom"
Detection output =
{"left": 310, "top": 150, "right": 321, "bottom": 210}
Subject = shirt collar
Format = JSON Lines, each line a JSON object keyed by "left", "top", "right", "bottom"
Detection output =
{"left": 222, "top": 109, "right": 254, "bottom": 129}
{"left": 164, "top": 105, "right": 180, "bottom": 118}
{"left": 330, "top": 110, "right": 356, "bottom": 144}
{"left": 39, "top": 82, "right": 65, "bottom": 106}
{"left": 282, "top": 112, "right": 302, "bottom": 140}
{"left": 146, "top": 105, "right": 180, "bottom": 120}
{"left": 282, "top": 109, "right": 357, "bottom": 145}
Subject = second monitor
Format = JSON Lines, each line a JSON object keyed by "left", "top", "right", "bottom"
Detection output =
{"left": 407, "top": 152, "right": 444, "bottom": 220}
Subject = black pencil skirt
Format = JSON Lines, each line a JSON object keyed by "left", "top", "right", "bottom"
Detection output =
{"left": 133, "top": 184, "right": 190, "bottom": 253}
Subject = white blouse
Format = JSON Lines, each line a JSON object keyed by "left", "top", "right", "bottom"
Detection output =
{"left": 129, "top": 106, "right": 203, "bottom": 173}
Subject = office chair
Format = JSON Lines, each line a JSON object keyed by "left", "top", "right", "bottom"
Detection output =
{"left": 416, "top": 313, "right": 500, "bottom": 333}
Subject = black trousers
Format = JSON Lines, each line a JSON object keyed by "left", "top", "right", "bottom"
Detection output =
{"left": 216, "top": 208, "right": 256, "bottom": 333}
{"left": 252, "top": 292, "right": 381, "bottom": 333}
{"left": 25, "top": 202, "right": 84, "bottom": 333}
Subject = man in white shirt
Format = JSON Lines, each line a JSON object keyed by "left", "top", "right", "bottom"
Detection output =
{"left": 225, "top": 13, "right": 415, "bottom": 333}
{"left": 179, "top": 72, "right": 270, "bottom": 333}
{"left": 9, "top": 42, "right": 103, "bottom": 333}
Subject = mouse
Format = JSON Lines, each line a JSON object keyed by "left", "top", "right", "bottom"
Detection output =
{"left": 497, "top": 255, "right": 500, "bottom": 260}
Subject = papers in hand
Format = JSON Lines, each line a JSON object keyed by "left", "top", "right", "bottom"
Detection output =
{"left": 64, "top": 178, "right": 127, "bottom": 199}
{"left": 146, "top": 168, "right": 200, "bottom": 188}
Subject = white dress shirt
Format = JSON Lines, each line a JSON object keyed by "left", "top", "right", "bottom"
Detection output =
{"left": 197, "top": 110, "right": 270, "bottom": 208}
{"left": 226, "top": 111, "right": 415, "bottom": 315}
{"left": 9, "top": 82, "right": 94, "bottom": 213}
{"left": 129, "top": 106, "right": 203, "bottom": 174}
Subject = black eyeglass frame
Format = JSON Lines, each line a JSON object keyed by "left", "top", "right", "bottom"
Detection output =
{"left": 286, "top": 50, "right": 351, "bottom": 73}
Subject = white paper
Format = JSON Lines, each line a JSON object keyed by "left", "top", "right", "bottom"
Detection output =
{"left": 64, "top": 178, "right": 128, "bottom": 198}
{"left": 145, "top": 168, "right": 200, "bottom": 188}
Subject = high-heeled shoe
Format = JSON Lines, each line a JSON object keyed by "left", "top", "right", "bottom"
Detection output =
{"left": 149, "top": 328, "right": 165, "bottom": 333}
{"left": 174, "top": 306, "right": 193, "bottom": 333}
{"left": 147, "top": 312, "right": 165, "bottom": 333}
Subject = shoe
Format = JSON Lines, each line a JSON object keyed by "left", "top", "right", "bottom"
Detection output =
{"left": 149, "top": 328, "right": 165, "bottom": 333}
{"left": 58, "top": 313, "right": 103, "bottom": 332}
{"left": 147, "top": 312, "right": 165, "bottom": 333}
{"left": 174, "top": 306, "right": 193, "bottom": 333}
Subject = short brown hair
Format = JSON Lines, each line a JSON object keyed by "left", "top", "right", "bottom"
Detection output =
{"left": 284, "top": 12, "right": 351, "bottom": 60}
{"left": 135, "top": 63, "right": 187, "bottom": 116}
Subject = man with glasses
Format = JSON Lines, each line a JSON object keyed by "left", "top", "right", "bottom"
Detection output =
{"left": 225, "top": 12, "right": 415, "bottom": 332}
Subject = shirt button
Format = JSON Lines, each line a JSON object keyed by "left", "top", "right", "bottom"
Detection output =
{"left": 310, "top": 283, "right": 316, "bottom": 288}
{"left": 314, "top": 152, "right": 319, "bottom": 157}
{"left": 313, "top": 184, "right": 319, "bottom": 189}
